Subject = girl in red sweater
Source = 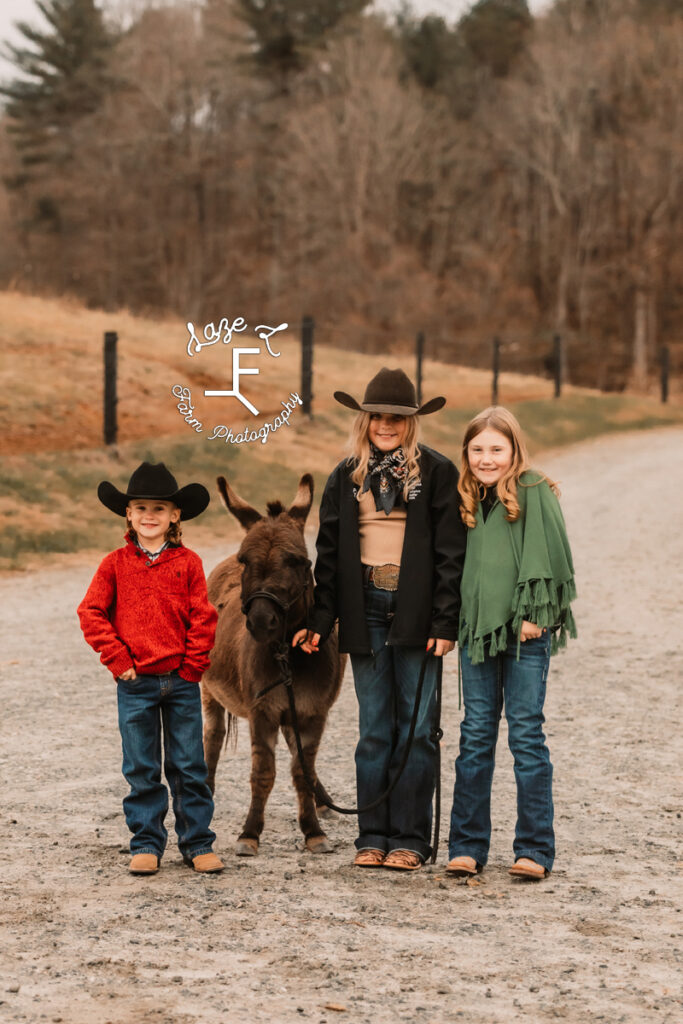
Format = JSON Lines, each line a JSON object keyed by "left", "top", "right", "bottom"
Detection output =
{"left": 78, "top": 462, "right": 222, "bottom": 876}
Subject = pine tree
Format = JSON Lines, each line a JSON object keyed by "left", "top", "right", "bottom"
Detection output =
{"left": 396, "top": 2, "right": 532, "bottom": 119}
{"left": 232, "top": 0, "right": 371, "bottom": 77}
{"left": 0, "top": 0, "right": 116, "bottom": 178}
{"left": 459, "top": 0, "right": 532, "bottom": 78}
{"left": 396, "top": 14, "right": 461, "bottom": 91}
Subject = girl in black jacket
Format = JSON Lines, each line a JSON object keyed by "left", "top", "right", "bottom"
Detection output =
{"left": 293, "top": 368, "right": 466, "bottom": 870}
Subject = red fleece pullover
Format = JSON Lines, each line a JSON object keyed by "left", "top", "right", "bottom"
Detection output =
{"left": 77, "top": 537, "right": 218, "bottom": 682}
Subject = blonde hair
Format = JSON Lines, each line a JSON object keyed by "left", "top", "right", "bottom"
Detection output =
{"left": 458, "top": 406, "right": 558, "bottom": 528}
{"left": 347, "top": 412, "right": 422, "bottom": 500}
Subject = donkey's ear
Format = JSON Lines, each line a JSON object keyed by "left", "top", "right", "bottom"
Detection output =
{"left": 217, "top": 476, "right": 262, "bottom": 532}
{"left": 287, "top": 473, "right": 314, "bottom": 530}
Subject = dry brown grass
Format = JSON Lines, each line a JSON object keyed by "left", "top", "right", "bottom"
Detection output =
{"left": 0, "top": 288, "right": 594, "bottom": 458}
{"left": 1, "top": 289, "right": 681, "bottom": 571}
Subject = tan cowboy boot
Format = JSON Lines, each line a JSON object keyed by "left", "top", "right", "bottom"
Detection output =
{"left": 509, "top": 857, "right": 549, "bottom": 879}
{"left": 129, "top": 853, "right": 159, "bottom": 875}
{"left": 185, "top": 852, "right": 224, "bottom": 873}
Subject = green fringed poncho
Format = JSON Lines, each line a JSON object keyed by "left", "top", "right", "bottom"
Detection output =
{"left": 459, "top": 471, "right": 577, "bottom": 665}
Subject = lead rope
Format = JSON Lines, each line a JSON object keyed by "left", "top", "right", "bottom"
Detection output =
{"left": 431, "top": 657, "right": 443, "bottom": 864}
{"left": 275, "top": 646, "right": 443, "bottom": 865}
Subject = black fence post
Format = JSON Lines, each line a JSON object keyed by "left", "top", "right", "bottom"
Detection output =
{"left": 416, "top": 331, "right": 424, "bottom": 406}
{"left": 553, "top": 334, "right": 563, "bottom": 398}
{"left": 492, "top": 337, "right": 501, "bottom": 405}
{"left": 104, "top": 331, "right": 118, "bottom": 445}
{"left": 660, "top": 346, "right": 670, "bottom": 404}
{"left": 301, "top": 316, "right": 314, "bottom": 417}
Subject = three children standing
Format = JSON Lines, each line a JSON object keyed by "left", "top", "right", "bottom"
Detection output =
{"left": 78, "top": 376, "right": 575, "bottom": 881}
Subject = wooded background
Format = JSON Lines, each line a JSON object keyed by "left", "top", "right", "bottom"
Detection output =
{"left": 0, "top": 0, "right": 681, "bottom": 391}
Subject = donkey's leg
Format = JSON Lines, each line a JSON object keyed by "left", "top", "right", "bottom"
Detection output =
{"left": 201, "top": 692, "right": 226, "bottom": 796}
{"left": 279, "top": 726, "right": 335, "bottom": 814}
{"left": 281, "top": 717, "right": 333, "bottom": 854}
{"left": 237, "top": 713, "right": 279, "bottom": 857}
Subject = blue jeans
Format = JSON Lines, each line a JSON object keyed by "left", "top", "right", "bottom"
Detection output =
{"left": 116, "top": 672, "right": 216, "bottom": 860}
{"left": 448, "top": 632, "right": 554, "bottom": 871}
{"left": 349, "top": 582, "right": 439, "bottom": 861}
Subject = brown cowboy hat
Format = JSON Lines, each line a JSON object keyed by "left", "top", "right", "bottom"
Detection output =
{"left": 334, "top": 367, "right": 445, "bottom": 416}
{"left": 98, "top": 462, "right": 210, "bottom": 520}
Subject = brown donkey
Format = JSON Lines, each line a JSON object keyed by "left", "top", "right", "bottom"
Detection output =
{"left": 201, "top": 473, "right": 346, "bottom": 856}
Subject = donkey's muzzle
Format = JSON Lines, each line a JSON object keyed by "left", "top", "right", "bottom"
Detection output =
{"left": 245, "top": 597, "right": 282, "bottom": 642}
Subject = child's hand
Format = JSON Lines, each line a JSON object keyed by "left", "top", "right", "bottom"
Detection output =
{"left": 291, "top": 629, "right": 320, "bottom": 654}
{"left": 520, "top": 621, "right": 544, "bottom": 642}
{"left": 427, "top": 638, "right": 455, "bottom": 656}
{"left": 119, "top": 667, "right": 137, "bottom": 680}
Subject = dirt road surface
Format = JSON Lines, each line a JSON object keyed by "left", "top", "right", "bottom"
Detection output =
{"left": 1, "top": 429, "right": 681, "bottom": 1024}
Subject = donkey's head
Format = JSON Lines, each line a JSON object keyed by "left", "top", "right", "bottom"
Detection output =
{"left": 217, "top": 473, "right": 314, "bottom": 644}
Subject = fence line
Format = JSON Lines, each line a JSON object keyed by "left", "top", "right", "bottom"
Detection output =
{"left": 100, "top": 325, "right": 675, "bottom": 439}
{"left": 103, "top": 331, "right": 118, "bottom": 445}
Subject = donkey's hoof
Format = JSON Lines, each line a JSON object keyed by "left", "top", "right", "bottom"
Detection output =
{"left": 306, "top": 835, "right": 333, "bottom": 854}
{"left": 316, "top": 805, "right": 339, "bottom": 822}
{"left": 235, "top": 837, "right": 259, "bottom": 857}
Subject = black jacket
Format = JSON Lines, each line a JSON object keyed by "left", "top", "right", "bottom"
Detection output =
{"left": 308, "top": 444, "right": 467, "bottom": 654}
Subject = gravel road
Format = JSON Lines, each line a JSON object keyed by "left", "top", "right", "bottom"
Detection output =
{"left": 1, "top": 429, "right": 681, "bottom": 1024}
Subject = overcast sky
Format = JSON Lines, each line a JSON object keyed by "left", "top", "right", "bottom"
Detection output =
{"left": 0, "top": 0, "right": 551, "bottom": 80}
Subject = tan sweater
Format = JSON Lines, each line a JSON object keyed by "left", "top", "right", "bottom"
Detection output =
{"left": 358, "top": 488, "right": 406, "bottom": 566}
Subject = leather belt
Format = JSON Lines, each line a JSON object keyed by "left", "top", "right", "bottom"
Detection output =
{"left": 362, "top": 563, "right": 400, "bottom": 591}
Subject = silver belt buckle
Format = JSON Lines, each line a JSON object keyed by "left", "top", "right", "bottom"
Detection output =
{"left": 371, "top": 563, "right": 400, "bottom": 591}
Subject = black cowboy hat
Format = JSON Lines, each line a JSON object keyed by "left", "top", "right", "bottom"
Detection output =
{"left": 334, "top": 367, "right": 445, "bottom": 416}
{"left": 98, "top": 462, "right": 210, "bottom": 520}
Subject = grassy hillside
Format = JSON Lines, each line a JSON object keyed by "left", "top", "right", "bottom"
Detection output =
{"left": 1, "top": 291, "right": 681, "bottom": 570}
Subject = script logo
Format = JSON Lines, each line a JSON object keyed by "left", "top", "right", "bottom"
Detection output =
{"left": 171, "top": 315, "right": 301, "bottom": 445}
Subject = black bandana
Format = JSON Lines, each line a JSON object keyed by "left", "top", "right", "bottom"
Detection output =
{"left": 361, "top": 444, "right": 421, "bottom": 516}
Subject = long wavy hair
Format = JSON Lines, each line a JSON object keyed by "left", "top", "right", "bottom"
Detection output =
{"left": 458, "top": 406, "right": 558, "bottom": 528}
{"left": 347, "top": 412, "right": 422, "bottom": 500}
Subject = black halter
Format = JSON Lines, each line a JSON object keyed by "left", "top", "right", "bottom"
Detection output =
{"left": 241, "top": 581, "right": 309, "bottom": 620}
{"left": 245, "top": 580, "right": 310, "bottom": 703}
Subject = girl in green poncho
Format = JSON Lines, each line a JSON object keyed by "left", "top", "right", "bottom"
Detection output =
{"left": 446, "top": 407, "right": 576, "bottom": 881}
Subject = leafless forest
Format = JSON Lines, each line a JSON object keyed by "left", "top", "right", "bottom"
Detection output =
{"left": 1, "top": 0, "right": 681, "bottom": 390}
